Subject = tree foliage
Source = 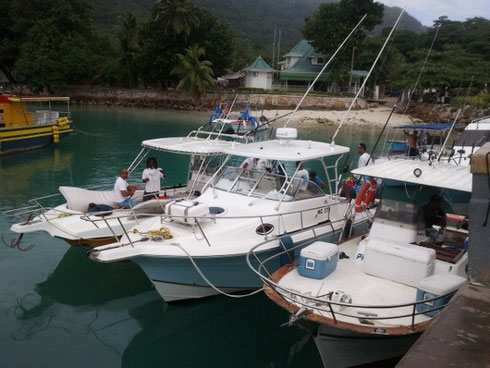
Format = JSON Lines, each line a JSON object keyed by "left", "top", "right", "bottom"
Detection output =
{"left": 303, "top": 0, "right": 384, "bottom": 58}
{"left": 171, "top": 45, "right": 215, "bottom": 100}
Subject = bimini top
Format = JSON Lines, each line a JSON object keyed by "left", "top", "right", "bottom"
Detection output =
{"left": 352, "top": 159, "right": 472, "bottom": 193}
{"left": 142, "top": 137, "right": 241, "bottom": 156}
{"left": 223, "top": 139, "right": 349, "bottom": 161}
{"left": 393, "top": 123, "right": 461, "bottom": 131}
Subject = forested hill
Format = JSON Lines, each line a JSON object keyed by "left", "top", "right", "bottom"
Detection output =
{"left": 88, "top": 0, "right": 426, "bottom": 50}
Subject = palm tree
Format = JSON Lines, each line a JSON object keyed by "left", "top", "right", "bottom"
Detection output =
{"left": 117, "top": 12, "right": 140, "bottom": 88}
{"left": 171, "top": 45, "right": 215, "bottom": 101}
{"left": 155, "top": 0, "right": 199, "bottom": 40}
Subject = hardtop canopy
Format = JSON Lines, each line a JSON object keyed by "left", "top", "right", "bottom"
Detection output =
{"left": 352, "top": 159, "right": 472, "bottom": 193}
{"left": 223, "top": 139, "right": 349, "bottom": 161}
{"left": 142, "top": 137, "right": 240, "bottom": 156}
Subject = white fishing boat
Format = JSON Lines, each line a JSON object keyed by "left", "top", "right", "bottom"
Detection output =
{"left": 5, "top": 128, "right": 251, "bottom": 246}
{"left": 89, "top": 127, "right": 373, "bottom": 301}
{"left": 248, "top": 158, "right": 471, "bottom": 367}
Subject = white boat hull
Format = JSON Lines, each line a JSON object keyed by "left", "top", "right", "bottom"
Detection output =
{"left": 152, "top": 280, "right": 245, "bottom": 302}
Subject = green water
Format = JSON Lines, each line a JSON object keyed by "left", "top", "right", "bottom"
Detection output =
{"left": 0, "top": 106, "right": 384, "bottom": 368}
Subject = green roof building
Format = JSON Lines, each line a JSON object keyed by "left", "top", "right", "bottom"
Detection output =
{"left": 242, "top": 56, "right": 276, "bottom": 90}
{"left": 278, "top": 39, "right": 367, "bottom": 93}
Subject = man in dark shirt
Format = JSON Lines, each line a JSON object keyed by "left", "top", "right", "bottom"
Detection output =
{"left": 423, "top": 195, "right": 446, "bottom": 243}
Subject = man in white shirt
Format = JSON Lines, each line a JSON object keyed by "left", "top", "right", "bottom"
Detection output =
{"left": 357, "top": 143, "right": 374, "bottom": 168}
{"left": 114, "top": 168, "right": 141, "bottom": 208}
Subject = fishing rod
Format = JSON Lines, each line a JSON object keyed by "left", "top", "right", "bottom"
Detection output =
{"left": 283, "top": 14, "right": 368, "bottom": 128}
{"left": 402, "top": 25, "right": 441, "bottom": 115}
{"left": 366, "top": 92, "right": 405, "bottom": 165}
{"left": 437, "top": 76, "right": 474, "bottom": 161}
{"left": 331, "top": 9, "right": 405, "bottom": 144}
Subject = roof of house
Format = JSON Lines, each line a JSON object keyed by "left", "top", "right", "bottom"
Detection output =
{"left": 279, "top": 39, "right": 367, "bottom": 82}
{"left": 284, "top": 39, "right": 312, "bottom": 57}
{"left": 242, "top": 56, "right": 275, "bottom": 73}
{"left": 280, "top": 45, "right": 331, "bottom": 82}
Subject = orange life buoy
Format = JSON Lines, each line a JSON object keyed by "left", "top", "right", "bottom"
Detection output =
{"left": 354, "top": 179, "right": 377, "bottom": 213}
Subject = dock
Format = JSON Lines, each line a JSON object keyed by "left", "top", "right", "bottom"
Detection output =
{"left": 397, "top": 143, "right": 490, "bottom": 367}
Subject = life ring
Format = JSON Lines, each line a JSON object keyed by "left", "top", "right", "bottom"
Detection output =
{"left": 354, "top": 179, "right": 377, "bottom": 213}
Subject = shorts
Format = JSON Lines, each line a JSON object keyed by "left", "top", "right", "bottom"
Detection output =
{"left": 118, "top": 198, "right": 136, "bottom": 208}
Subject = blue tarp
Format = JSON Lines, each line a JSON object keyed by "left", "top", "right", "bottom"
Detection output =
{"left": 394, "top": 123, "right": 461, "bottom": 131}
{"left": 209, "top": 106, "right": 223, "bottom": 123}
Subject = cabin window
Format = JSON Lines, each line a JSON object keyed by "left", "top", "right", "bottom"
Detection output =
{"left": 455, "top": 130, "right": 490, "bottom": 147}
{"left": 375, "top": 199, "right": 422, "bottom": 225}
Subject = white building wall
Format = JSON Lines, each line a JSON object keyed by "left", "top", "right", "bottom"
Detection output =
{"left": 244, "top": 71, "right": 273, "bottom": 90}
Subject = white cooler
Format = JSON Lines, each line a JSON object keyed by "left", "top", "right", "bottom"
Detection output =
{"left": 165, "top": 200, "right": 209, "bottom": 224}
{"left": 299, "top": 241, "right": 339, "bottom": 280}
{"left": 416, "top": 273, "right": 466, "bottom": 317}
{"left": 363, "top": 239, "right": 436, "bottom": 287}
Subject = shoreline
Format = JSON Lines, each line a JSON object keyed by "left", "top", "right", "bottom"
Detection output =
{"left": 262, "top": 107, "right": 418, "bottom": 128}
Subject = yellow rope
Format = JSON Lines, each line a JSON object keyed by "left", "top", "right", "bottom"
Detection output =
{"left": 132, "top": 227, "right": 172, "bottom": 239}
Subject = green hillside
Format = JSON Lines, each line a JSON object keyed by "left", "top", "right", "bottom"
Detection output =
{"left": 87, "top": 0, "right": 426, "bottom": 51}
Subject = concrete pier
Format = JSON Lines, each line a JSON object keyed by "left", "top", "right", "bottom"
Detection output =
{"left": 397, "top": 143, "right": 490, "bottom": 367}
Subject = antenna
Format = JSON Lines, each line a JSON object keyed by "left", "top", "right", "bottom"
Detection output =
{"left": 331, "top": 9, "right": 405, "bottom": 144}
{"left": 272, "top": 28, "right": 277, "bottom": 71}
{"left": 283, "top": 14, "right": 368, "bottom": 128}
{"left": 277, "top": 29, "right": 282, "bottom": 70}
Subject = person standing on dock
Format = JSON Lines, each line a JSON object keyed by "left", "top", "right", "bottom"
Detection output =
{"left": 114, "top": 168, "right": 141, "bottom": 208}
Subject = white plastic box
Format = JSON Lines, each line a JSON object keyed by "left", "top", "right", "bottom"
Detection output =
{"left": 165, "top": 200, "right": 209, "bottom": 224}
{"left": 416, "top": 273, "right": 466, "bottom": 317}
{"left": 299, "top": 241, "right": 339, "bottom": 279}
{"left": 363, "top": 239, "right": 436, "bottom": 287}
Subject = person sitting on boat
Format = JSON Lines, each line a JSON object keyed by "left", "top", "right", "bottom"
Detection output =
{"left": 295, "top": 161, "right": 309, "bottom": 191}
{"left": 240, "top": 157, "right": 269, "bottom": 171}
{"left": 114, "top": 168, "right": 141, "bottom": 209}
{"left": 309, "top": 171, "right": 326, "bottom": 190}
{"left": 404, "top": 130, "right": 419, "bottom": 157}
{"left": 142, "top": 157, "right": 166, "bottom": 201}
{"left": 423, "top": 195, "right": 446, "bottom": 244}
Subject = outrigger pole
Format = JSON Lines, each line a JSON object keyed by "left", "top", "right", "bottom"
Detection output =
{"left": 437, "top": 76, "right": 474, "bottom": 161}
{"left": 331, "top": 9, "right": 405, "bottom": 144}
{"left": 283, "top": 14, "right": 368, "bottom": 128}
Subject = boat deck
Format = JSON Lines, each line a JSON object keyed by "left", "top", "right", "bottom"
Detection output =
{"left": 277, "top": 239, "right": 432, "bottom": 327}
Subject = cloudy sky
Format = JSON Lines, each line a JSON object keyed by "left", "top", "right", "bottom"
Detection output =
{"left": 379, "top": 0, "right": 490, "bottom": 26}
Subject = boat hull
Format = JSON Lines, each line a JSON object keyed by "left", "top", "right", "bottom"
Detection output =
{"left": 0, "top": 124, "right": 72, "bottom": 155}
{"left": 133, "top": 222, "right": 369, "bottom": 302}
{"left": 312, "top": 323, "right": 420, "bottom": 368}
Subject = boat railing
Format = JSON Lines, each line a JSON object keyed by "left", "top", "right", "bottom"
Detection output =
{"left": 246, "top": 228, "right": 461, "bottom": 330}
{"left": 186, "top": 127, "right": 251, "bottom": 144}
{"left": 1, "top": 182, "right": 185, "bottom": 222}
{"left": 80, "top": 198, "right": 355, "bottom": 248}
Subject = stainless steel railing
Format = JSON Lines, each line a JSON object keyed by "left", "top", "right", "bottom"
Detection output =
{"left": 246, "top": 228, "right": 461, "bottom": 330}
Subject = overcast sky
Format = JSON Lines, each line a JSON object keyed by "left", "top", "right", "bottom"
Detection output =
{"left": 379, "top": 0, "right": 490, "bottom": 26}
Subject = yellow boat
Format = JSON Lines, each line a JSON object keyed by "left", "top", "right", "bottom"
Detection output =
{"left": 0, "top": 94, "right": 73, "bottom": 155}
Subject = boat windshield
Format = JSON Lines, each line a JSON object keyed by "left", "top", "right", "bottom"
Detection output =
{"left": 214, "top": 166, "right": 325, "bottom": 201}
{"left": 375, "top": 199, "right": 423, "bottom": 225}
{"left": 455, "top": 130, "right": 490, "bottom": 147}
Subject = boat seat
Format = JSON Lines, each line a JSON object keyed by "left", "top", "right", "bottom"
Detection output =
{"left": 59, "top": 186, "right": 117, "bottom": 212}
{"left": 363, "top": 238, "right": 436, "bottom": 288}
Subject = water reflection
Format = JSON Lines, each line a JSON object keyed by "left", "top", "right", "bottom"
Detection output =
{"left": 9, "top": 246, "right": 322, "bottom": 367}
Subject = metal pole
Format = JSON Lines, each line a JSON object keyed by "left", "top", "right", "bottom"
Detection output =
{"left": 284, "top": 14, "right": 368, "bottom": 128}
{"left": 332, "top": 9, "right": 405, "bottom": 144}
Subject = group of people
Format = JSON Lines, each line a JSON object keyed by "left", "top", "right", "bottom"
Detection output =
{"left": 113, "top": 157, "right": 166, "bottom": 209}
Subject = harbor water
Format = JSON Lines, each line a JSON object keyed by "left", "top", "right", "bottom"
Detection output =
{"left": 0, "top": 106, "right": 386, "bottom": 368}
